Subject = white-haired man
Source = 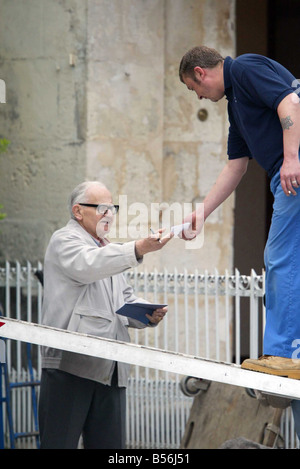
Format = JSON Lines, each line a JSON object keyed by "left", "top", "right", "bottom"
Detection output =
{"left": 39, "top": 181, "right": 172, "bottom": 449}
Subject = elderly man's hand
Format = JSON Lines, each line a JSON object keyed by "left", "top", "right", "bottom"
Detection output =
{"left": 135, "top": 229, "right": 173, "bottom": 258}
{"left": 146, "top": 306, "right": 168, "bottom": 324}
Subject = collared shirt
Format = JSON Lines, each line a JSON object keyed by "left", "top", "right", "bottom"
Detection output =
{"left": 223, "top": 54, "right": 297, "bottom": 178}
{"left": 91, "top": 235, "right": 107, "bottom": 247}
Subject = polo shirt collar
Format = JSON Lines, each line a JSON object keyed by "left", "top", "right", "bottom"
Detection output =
{"left": 223, "top": 56, "right": 233, "bottom": 99}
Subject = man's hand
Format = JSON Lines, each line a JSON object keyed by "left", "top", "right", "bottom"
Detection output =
{"left": 135, "top": 229, "right": 173, "bottom": 258}
{"left": 147, "top": 306, "right": 168, "bottom": 324}
{"left": 181, "top": 207, "right": 204, "bottom": 241}
{"left": 280, "top": 158, "right": 300, "bottom": 196}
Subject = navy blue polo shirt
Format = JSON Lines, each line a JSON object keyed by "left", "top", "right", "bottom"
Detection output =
{"left": 224, "top": 54, "right": 298, "bottom": 178}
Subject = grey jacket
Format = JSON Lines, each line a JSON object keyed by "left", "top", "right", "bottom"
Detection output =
{"left": 41, "top": 219, "right": 151, "bottom": 387}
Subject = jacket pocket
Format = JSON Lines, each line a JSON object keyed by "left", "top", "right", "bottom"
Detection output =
{"left": 73, "top": 308, "right": 113, "bottom": 337}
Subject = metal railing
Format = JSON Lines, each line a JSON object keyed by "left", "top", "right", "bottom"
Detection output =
{"left": 0, "top": 261, "right": 298, "bottom": 449}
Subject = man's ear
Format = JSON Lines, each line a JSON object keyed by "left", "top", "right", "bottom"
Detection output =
{"left": 72, "top": 204, "right": 83, "bottom": 221}
{"left": 194, "top": 66, "right": 205, "bottom": 81}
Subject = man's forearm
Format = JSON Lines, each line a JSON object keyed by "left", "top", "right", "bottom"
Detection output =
{"left": 202, "top": 157, "right": 249, "bottom": 220}
{"left": 278, "top": 93, "right": 300, "bottom": 160}
{"left": 182, "top": 157, "right": 248, "bottom": 238}
{"left": 277, "top": 92, "right": 300, "bottom": 195}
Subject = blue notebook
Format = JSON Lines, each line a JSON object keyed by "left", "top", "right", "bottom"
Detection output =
{"left": 116, "top": 303, "right": 167, "bottom": 324}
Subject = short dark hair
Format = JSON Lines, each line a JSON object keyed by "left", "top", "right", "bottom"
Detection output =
{"left": 179, "top": 46, "right": 224, "bottom": 82}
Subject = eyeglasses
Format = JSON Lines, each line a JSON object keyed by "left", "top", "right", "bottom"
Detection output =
{"left": 78, "top": 203, "right": 119, "bottom": 215}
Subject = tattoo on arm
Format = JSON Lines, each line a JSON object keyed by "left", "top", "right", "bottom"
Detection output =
{"left": 280, "top": 115, "right": 294, "bottom": 130}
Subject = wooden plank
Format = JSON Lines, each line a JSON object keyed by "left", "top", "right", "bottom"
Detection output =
{"left": 1, "top": 316, "right": 300, "bottom": 399}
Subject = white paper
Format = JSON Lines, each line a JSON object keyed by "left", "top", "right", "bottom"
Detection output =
{"left": 170, "top": 222, "right": 191, "bottom": 236}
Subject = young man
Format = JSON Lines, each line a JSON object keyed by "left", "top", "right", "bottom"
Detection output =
{"left": 39, "top": 181, "right": 172, "bottom": 449}
{"left": 179, "top": 46, "right": 300, "bottom": 375}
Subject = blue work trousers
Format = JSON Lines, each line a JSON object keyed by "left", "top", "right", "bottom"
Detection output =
{"left": 264, "top": 170, "right": 300, "bottom": 358}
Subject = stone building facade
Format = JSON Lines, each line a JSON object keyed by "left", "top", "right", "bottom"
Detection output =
{"left": 0, "top": 0, "right": 235, "bottom": 273}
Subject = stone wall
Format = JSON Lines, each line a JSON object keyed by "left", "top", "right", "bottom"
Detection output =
{"left": 0, "top": 0, "right": 88, "bottom": 261}
{"left": 0, "top": 0, "right": 236, "bottom": 274}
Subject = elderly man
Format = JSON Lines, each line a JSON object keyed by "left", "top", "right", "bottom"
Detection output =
{"left": 38, "top": 181, "right": 172, "bottom": 449}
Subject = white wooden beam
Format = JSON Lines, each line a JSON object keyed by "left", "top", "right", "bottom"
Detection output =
{"left": 1, "top": 316, "right": 300, "bottom": 399}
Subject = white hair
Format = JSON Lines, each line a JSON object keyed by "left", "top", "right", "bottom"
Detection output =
{"left": 68, "top": 181, "right": 107, "bottom": 219}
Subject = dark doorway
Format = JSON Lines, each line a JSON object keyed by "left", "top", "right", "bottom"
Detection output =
{"left": 234, "top": 0, "right": 300, "bottom": 360}
{"left": 268, "top": 0, "right": 300, "bottom": 78}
